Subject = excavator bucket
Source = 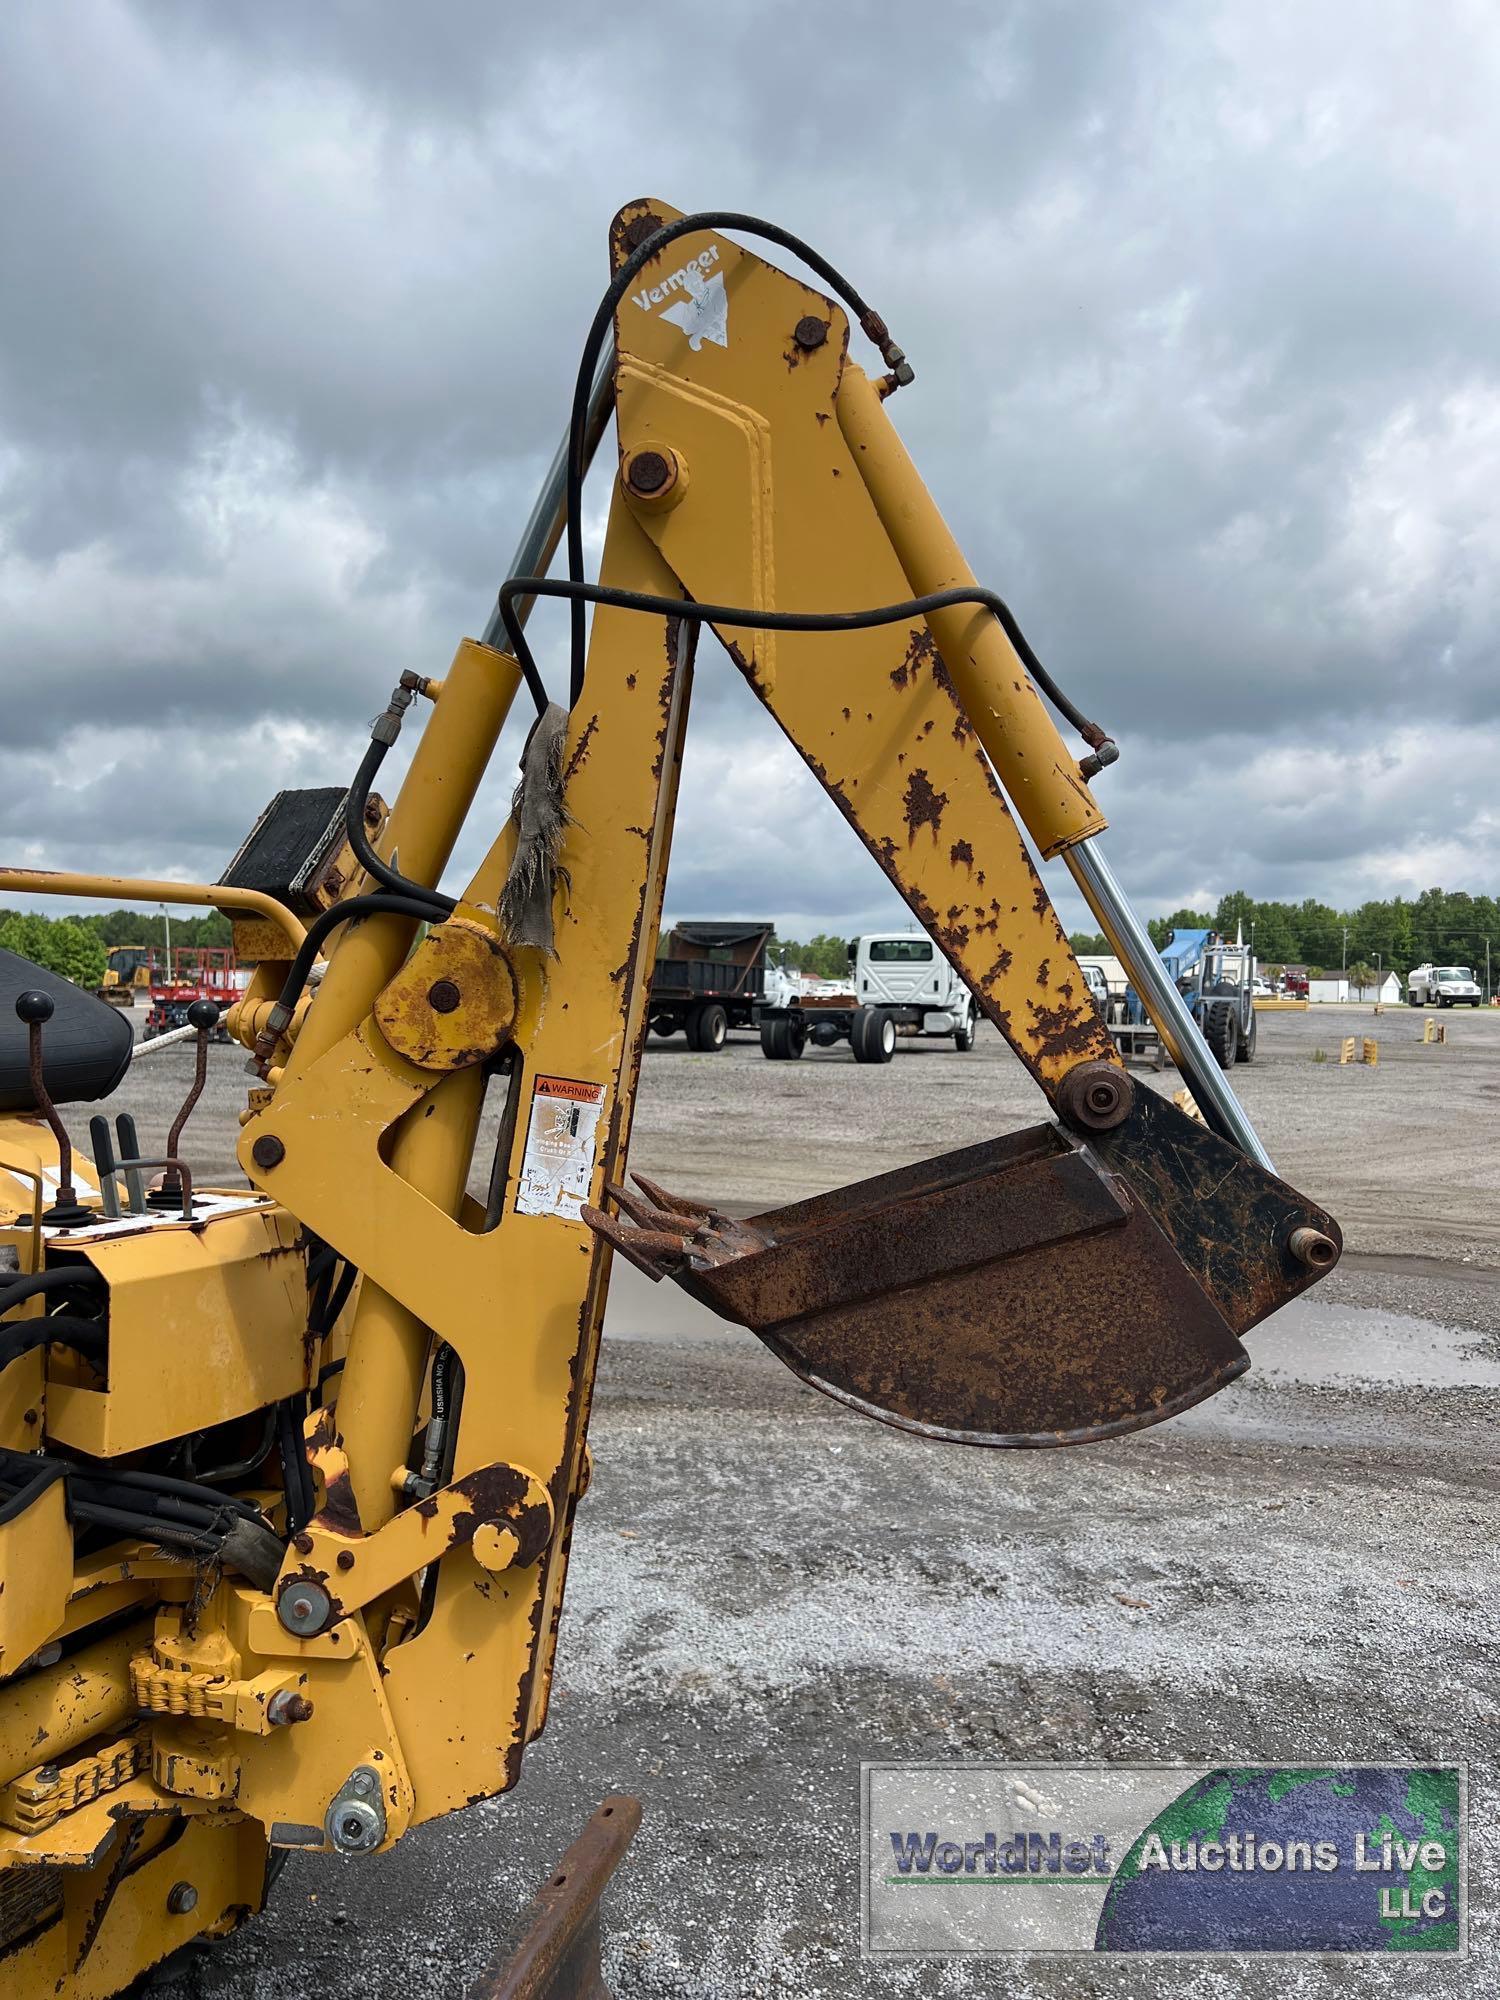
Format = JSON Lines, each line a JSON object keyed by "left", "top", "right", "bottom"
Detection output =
{"left": 584, "top": 1091, "right": 1339, "bottom": 1447}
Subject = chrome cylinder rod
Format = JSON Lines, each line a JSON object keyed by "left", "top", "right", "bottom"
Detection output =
{"left": 482, "top": 341, "right": 616, "bottom": 647}
{"left": 1065, "top": 838, "right": 1275, "bottom": 1172}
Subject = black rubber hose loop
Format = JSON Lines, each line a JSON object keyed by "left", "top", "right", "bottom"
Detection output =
{"left": 344, "top": 738, "right": 457, "bottom": 919}
{"left": 494, "top": 576, "right": 1110, "bottom": 753}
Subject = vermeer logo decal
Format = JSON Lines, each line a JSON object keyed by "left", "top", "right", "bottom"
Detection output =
{"left": 630, "top": 243, "right": 728, "bottom": 351}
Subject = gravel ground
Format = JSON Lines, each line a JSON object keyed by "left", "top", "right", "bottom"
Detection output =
{"left": 105, "top": 1003, "right": 1496, "bottom": 1998}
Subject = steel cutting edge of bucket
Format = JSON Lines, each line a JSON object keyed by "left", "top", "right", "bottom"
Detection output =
{"left": 467, "top": 1794, "right": 641, "bottom": 2000}
{"left": 585, "top": 1097, "right": 1340, "bottom": 1448}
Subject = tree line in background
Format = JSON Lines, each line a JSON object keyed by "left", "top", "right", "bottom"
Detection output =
{"left": 0, "top": 907, "right": 232, "bottom": 990}
{"left": 3, "top": 890, "right": 1495, "bottom": 994}
{"left": 1066, "top": 885, "right": 1498, "bottom": 985}
{"left": 775, "top": 887, "right": 1499, "bottom": 991}
{"left": 770, "top": 933, "right": 854, "bottom": 980}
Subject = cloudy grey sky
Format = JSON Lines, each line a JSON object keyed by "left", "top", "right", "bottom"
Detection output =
{"left": 3, "top": 1, "right": 1496, "bottom": 941}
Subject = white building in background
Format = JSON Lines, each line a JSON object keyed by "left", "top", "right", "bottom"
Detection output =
{"left": 1308, "top": 976, "right": 1350, "bottom": 1003}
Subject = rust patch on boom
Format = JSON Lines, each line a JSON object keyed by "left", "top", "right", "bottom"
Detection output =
{"left": 903, "top": 768, "right": 948, "bottom": 841}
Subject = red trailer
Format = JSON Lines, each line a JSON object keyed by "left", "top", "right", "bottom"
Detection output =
{"left": 144, "top": 947, "right": 244, "bottom": 1040}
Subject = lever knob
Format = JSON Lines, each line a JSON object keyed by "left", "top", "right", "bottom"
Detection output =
{"left": 186, "top": 1000, "right": 220, "bottom": 1033}
{"left": 16, "top": 990, "right": 54, "bottom": 1026}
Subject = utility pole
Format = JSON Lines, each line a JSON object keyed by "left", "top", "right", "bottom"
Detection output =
{"left": 1341, "top": 925, "right": 1349, "bottom": 972}
{"left": 159, "top": 902, "right": 172, "bottom": 975}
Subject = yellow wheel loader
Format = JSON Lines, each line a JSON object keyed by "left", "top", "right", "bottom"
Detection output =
{"left": 0, "top": 204, "right": 1339, "bottom": 1997}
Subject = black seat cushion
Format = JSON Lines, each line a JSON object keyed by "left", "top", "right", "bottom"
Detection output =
{"left": 0, "top": 950, "right": 134, "bottom": 1114}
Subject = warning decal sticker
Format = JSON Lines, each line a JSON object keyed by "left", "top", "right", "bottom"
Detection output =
{"left": 515, "top": 1074, "right": 607, "bottom": 1221}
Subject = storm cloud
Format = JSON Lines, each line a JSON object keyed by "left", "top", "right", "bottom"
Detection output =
{"left": 3, "top": 1, "right": 1496, "bottom": 939}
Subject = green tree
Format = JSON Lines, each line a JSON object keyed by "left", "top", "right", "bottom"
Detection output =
{"left": 1147, "top": 907, "right": 1213, "bottom": 949}
{"left": 1068, "top": 931, "right": 1109, "bottom": 955}
{"left": 1347, "top": 959, "right": 1376, "bottom": 999}
{"left": 1215, "top": 890, "right": 1256, "bottom": 939}
{"left": 1294, "top": 899, "right": 1342, "bottom": 966}
{"left": 0, "top": 913, "right": 56, "bottom": 969}
{"left": 52, "top": 920, "right": 106, "bottom": 988}
{"left": 1251, "top": 901, "right": 1299, "bottom": 962}
{"left": 0, "top": 912, "right": 105, "bottom": 986}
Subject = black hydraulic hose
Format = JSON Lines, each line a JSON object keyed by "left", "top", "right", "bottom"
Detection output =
{"left": 494, "top": 577, "right": 1116, "bottom": 762}
{"left": 99, "top": 1462, "right": 264, "bottom": 1520}
{"left": 191, "top": 1409, "right": 279, "bottom": 1488}
{"left": 0, "top": 1447, "right": 279, "bottom": 1568}
{"left": 276, "top": 1396, "right": 316, "bottom": 1537}
{"left": 0, "top": 1268, "right": 105, "bottom": 1317}
{"left": 319, "top": 1259, "right": 357, "bottom": 1334}
{"left": 0, "top": 1315, "right": 106, "bottom": 1370}
{"left": 344, "top": 737, "right": 456, "bottom": 918}
{"left": 563, "top": 211, "right": 911, "bottom": 704}
{"left": 67, "top": 1498, "right": 219, "bottom": 1556}
{"left": 269, "top": 891, "right": 441, "bottom": 1029}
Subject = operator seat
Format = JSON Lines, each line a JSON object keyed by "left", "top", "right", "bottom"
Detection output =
{"left": 0, "top": 950, "right": 134, "bottom": 1114}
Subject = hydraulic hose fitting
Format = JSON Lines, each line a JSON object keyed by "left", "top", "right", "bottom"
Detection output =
{"left": 372, "top": 681, "right": 417, "bottom": 748}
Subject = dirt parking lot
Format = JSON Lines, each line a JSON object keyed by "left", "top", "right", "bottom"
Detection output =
{"left": 112, "top": 1003, "right": 1496, "bottom": 1998}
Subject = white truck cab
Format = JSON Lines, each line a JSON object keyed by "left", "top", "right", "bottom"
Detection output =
{"left": 1407, "top": 964, "right": 1482, "bottom": 1008}
{"left": 855, "top": 933, "right": 976, "bottom": 1048}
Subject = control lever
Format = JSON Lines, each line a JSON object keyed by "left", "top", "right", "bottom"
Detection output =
{"left": 88, "top": 1116, "right": 122, "bottom": 1221}
{"left": 148, "top": 1000, "right": 219, "bottom": 1210}
{"left": 14, "top": 992, "right": 92, "bottom": 1226}
{"left": 113, "top": 1114, "right": 147, "bottom": 1216}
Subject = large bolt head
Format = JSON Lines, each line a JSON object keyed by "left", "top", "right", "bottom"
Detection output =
{"left": 166, "top": 1881, "right": 198, "bottom": 1916}
{"left": 251, "top": 1133, "right": 286, "bottom": 1171}
{"left": 327, "top": 1786, "right": 384, "bottom": 1854}
{"left": 267, "top": 1688, "right": 315, "bottom": 1727}
{"left": 1055, "top": 1060, "right": 1134, "bottom": 1133}
{"left": 624, "top": 448, "right": 671, "bottom": 495}
{"left": 276, "top": 1576, "right": 333, "bottom": 1637}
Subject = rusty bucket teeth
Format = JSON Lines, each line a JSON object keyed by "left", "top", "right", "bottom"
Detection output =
{"left": 630, "top": 1172, "right": 717, "bottom": 1222}
{"left": 603, "top": 1179, "right": 701, "bottom": 1233}
{"left": 580, "top": 1205, "right": 689, "bottom": 1278}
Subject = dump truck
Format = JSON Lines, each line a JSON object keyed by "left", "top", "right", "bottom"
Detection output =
{"left": 0, "top": 201, "right": 1340, "bottom": 1997}
{"left": 648, "top": 919, "right": 775, "bottom": 1049}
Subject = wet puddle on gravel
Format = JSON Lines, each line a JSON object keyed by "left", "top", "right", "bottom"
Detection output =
{"left": 1245, "top": 1297, "right": 1500, "bottom": 1389}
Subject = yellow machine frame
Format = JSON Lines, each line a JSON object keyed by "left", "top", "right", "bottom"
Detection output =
{"left": 0, "top": 202, "right": 1339, "bottom": 1995}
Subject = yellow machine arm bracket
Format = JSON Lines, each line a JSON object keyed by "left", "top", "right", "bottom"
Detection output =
{"left": 275, "top": 1408, "right": 553, "bottom": 1632}
{"left": 371, "top": 914, "right": 520, "bottom": 1073}
{"left": 606, "top": 202, "right": 1115, "bottom": 1097}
